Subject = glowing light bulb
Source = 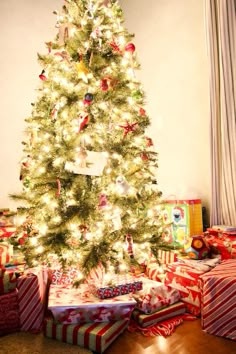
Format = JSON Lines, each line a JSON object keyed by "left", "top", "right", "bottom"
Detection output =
{"left": 30, "top": 237, "right": 38, "bottom": 246}
{"left": 36, "top": 246, "right": 44, "bottom": 254}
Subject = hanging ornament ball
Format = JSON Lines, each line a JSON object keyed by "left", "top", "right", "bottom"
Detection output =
{"left": 125, "top": 43, "right": 136, "bottom": 53}
{"left": 100, "top": 79, "right": 109, "bottom": 91}
{"left": 139, "top": 107, "right": 146, "bottom": 116}
{"left": 83, "top": 93, "right": 94, "bottom": 106}
{"left": 39, "top": 70, "right": 47, "bottom": 81}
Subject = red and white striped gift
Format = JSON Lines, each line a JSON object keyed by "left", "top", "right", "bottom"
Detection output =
{"left": 44, "top": 317, "right": 129, "bottom": 353}
{"left": 200, "top": 259, "right": 236, "bottom": 340}
{"left": 17, "top": 267, "right": 49, "bottom": 332}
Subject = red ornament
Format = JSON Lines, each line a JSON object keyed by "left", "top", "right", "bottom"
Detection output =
{"left": 109, "top": 40, "right": 122, "bottom": 53}
{"left": 125, "top": 43, "right": 136, "bottom": 53}
{"left": 146, "top": 137, "right": 154, "bottom": 147}
{"left": 119, "top": 121, "right": 138, "bottom": 138}
{"left": 126, "top": 234, "right": 134, "bottom": 258}
{"left": 78, "top": 112, "right": 89, "bottom": 132}
{"left": 98, "top": 194, "right": 108, "bottom": 208}
{"left": 141, "top": 152, "right": 149, "bottom": 161}
{"left": 56, "top": 179, "right": 61, "bottom": 197}
{"left": 39, "top": 70, "right": 47, "bottom": 81}
{"left": 139, "top": 107, "right": 146, "bottom": 116}
{"left": 100, "top": 79, "right": 109, "bottom": 91}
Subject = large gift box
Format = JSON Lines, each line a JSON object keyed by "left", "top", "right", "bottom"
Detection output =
{"left": 132, "top": 301, "right": 186, "bottom": 328}
{"left": 132, "top": 277, "right": 180, "bottom": 314}
{"left": 164, "top": 262, "right": 207, "bottom": 315}
{"left": 162, "top": 199, "right": 203, "bottom": 246}
{"left": 48, "top": 284, "right": 136, "bottom": 324}
{"left": 44, "top": 317, "right": 129, "bottom": 353}
{"left": 0, "top": 289, "right": 20, "bottom": 335}
{"left": 0, "top": 267, "right": 18, "bottom": 294}
{"left": 200, "top": 259, "right": 236, "bottom": 340}
{"left": 17, "top": 267, "right": 49, "bottom": 332}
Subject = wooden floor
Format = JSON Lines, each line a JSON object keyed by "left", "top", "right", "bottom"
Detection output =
{"left": 1, "top": 319, "right": 236, "bottom": 354}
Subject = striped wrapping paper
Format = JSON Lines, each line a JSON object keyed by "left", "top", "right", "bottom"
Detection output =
{"left": 44, "top": 317, "right": 129, "bottom": 353}
{"left": 0, "top": 267, "right": 18, "bottom": 294}
{"left": 0, "top": 242, "right": 13, "bottom": 266}
{"left": 0, "top": 288, "right": 20, "bottom": 335}
{"left": 132, "top": 302, "right": 186, "bottom": 328}
{"left": 200, "top": 259, "right": 236, "bottom": 340}
{"left": 17, "top": 267, "right": 49, "bottom": 332}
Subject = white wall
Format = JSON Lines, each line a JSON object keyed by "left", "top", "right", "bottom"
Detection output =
{"left": 0, "top": 0, "right": 210, "bottom": 211}
{"left": 120, "top": 0, "right": 210, "bottom": 209}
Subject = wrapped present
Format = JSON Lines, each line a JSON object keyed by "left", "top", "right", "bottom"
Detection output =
{"left": 200, "top": 259, "right": 236, "bottom": 340}
{"left": 0, "top": 242, "right": 13, "bottom": 266}
{"left": 17, "top": 267, "right": 49, "bottom": 332}
{"left": 164, "top": 262, "right": 207, "bottom": 316}
{"left": 51, "top": 267, "right": 81, "bottom": 286}
{"left": 48, "top": 284, "right": 136, "bottom": 324}
{"left": 44, "top": 317, "right": 129, "bottom": 354}
{"left": 0, "top": 267, "right": 18, "bottom": 294}
{"left": 211, "top": 225, "right": 236, "bottom": 232}
{"left": 132, "top": 277, "right": 180, "bottom": 314}
{"left": 0, "top": 209, "right": 15, "bottom": 227}
{"left": 0, "top": 289, "right": 20, "bottom": 335}
{"left": 132, "top": 301, "right": 186, "bottom": 328}
{"left": 89, "top": 274, "right": 142, "bottom": 299}
{"left": 162, "top": 199, "right": 203, "bottom": 246}
{"left": 205, "top": 232, "right": 236, "bottom": 260}
{"left": 0, "top": 226, "right": 17, "bottom": 238}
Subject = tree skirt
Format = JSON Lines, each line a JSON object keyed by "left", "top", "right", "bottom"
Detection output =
{"left": 128, "top": 314, "right": 197, "bottom": 337}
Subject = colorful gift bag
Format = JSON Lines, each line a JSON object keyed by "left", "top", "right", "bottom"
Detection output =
{"left": 132, "top": 277, "right": 180, "bottom": 314}
{"left": 0, "top": 242, "right": 13, "bottom": 266}
{"left": 132, "top": 301, "right": 186, "bottom": 328}
{"left": 17, "top": 267, "right": 49, "bottom": 332}
{"left": 200, "top": 259, "right": 236, "bottom": 340}
{"left": 0, "top": 289, "right": 20, "bottom": 335}
{"left": 162, "top": 199, "right": 203, "bottom": 246}
{"left": 44, "top": 317, "right": 129, "bottom": 353}
{"left": 0, "top": 267, "right": 18, "bottom": 294}
{"left": 164, "top": 262, "right": 207, "bottom": 316}
{"left": 48, "top": 284, "right": 136, "bottom": 324}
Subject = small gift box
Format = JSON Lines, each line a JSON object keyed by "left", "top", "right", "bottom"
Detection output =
{"left": 89, "top": 274, "right": 143, "bottom": 299}
{"left": 132, "top": 301, "right": 186, "bottom": 328}
{"left": 48, "top": 284, "right": 136, "bottom": 324}
{"left": 44, "top": 317, "right": 129, "bottom": 354}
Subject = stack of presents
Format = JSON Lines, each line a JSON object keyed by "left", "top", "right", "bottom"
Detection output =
{"left": 1, "top": 201, "right": 236, "bottom": 353}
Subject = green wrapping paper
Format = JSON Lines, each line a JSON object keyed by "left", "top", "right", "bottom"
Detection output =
{"left": 44, "top": 317, "right": 129, "bottom": 353}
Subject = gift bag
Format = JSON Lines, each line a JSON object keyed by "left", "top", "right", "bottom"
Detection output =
{"left": 162, "top": 199, "right": 203, "bottom": 246}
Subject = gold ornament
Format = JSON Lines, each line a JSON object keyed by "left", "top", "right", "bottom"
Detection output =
{"left": 75, "top": 61, "right": 89, "bottom": 82}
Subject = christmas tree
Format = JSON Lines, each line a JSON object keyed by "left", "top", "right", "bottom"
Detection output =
{"left": 11, "top": 0, "right": 169, "bottom": 283}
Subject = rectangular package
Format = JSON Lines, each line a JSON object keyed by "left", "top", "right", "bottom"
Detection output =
{"left": 0, "top": 267, "right": 18, "bottom": 294}
{"left": 132, "top": 301, "right": 186, "bottom": 328}
{"left": 200, "top": 259, "right": 236, "bottom": 340}
{"left": 0, "top": 289, "right": 20, "bottom": 335}
{"left": 44, "top": 317, "right": 128, "bottom": 353}
{"left": 48, "top": 284, "right": 136, "bottom": 324}
{"left": 17, "top": 267, "right": 49, "bottom": 332}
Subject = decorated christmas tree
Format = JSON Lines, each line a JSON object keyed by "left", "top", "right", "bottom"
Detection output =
{"left": 11, "top": 0, "right": 169, "bottom": 283}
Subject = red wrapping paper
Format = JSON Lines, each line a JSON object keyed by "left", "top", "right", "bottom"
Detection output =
{"left": 44, "top": 317, "right": 129, "bottom": 353}
{"left": 17, "top": 267, "right": 49, "bottom": 332}
{"left": 0, "top": 289, "right": 20, "bottom": 335}
{"left": 205, "top": 232, "right": 236, "bottom": 260}
{"left": 200, "top": 259, "right": 236, "bottom": 340}
{"left": 164, "top": 262, "right": 206, "bottom": 316}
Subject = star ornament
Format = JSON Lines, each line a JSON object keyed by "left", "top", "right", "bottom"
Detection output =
{"left": 119, "top": 121, "right": 138, "bottom": 138}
